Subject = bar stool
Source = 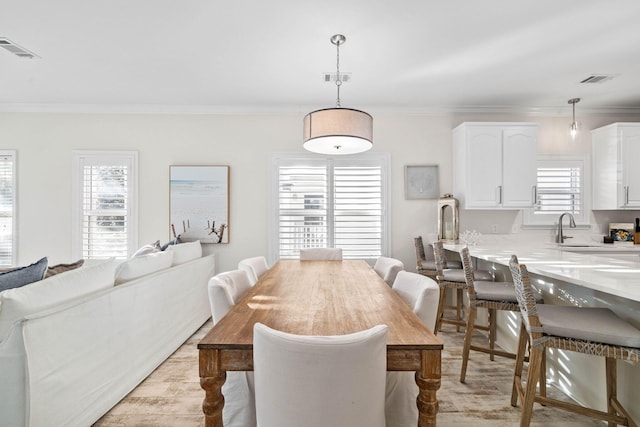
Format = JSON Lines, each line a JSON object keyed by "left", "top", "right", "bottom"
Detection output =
{"left": 508, "top": 255, "right": 640, "bottom": 427}
{"left": 432, "top": 240, "right": 493, "bottom": 333}
{"left": 458, "top": 247, "right": 541, "bottom": 383}
{"left": 413, "top": 236, "right": 461, "bottom": 280}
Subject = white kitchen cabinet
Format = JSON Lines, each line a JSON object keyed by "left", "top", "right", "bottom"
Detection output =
{"left": 453, "top": 122, "right": 538, "bottom": 209}
{"left": 592, "top": 123, "right": 640, "bottom": 209}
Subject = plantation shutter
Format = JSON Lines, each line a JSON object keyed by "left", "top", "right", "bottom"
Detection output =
{"left": 334, "top": 165, "right": 382, "bottom": 259}
{"left": 535, "top": 166, "right": 581, "bottom": 215}
{"left": 274, "top": 154, "right": 387, "bottom": 261}
{"left": 75, "top": 152, "right": 137, "bottom": 259}
{"left": 0, "top": 152, "right": 15, "bottom": 267}
{"left": 277, "top": 163, "right": 328, "bottom": 259}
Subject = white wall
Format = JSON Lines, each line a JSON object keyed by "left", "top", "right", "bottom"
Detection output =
{"left": 3, "top": 110, "right": 640, "bottom": 272}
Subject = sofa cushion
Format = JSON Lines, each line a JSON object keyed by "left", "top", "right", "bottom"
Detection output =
{"left": 45, "top": 259, "right": 85, "bottom": 278}
{"left": 115, "top": 251, "right": 173, "bottom": 285}
{"left": 166, "top": 240, "right": 202, "bottom": 266}
{"left": 132, "top": 240, "right": 161, "bottom": 257}
{"left": 0, "top": 257, "right": 48, "bottom": 292}
{"left": 0, "top": 258, "right": 117, "bottom": 342}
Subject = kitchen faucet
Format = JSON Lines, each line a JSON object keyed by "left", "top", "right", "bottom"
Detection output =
{"left": 556, "top": 212, "right": 577, "bottom": 243}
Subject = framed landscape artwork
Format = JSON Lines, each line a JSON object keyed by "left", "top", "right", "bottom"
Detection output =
{"left": 170, "top": 165, "right": 230, "bottom": 244}
{"left": 404, "top": 164, "right": 440, "bottom": 200}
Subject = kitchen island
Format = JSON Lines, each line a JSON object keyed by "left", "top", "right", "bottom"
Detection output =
{"left": 444, "top": 243, "right": 640, "bottom": 422}
{"left": 444, "top": 243, "right": 640, "bottom": 303}
{"left": 552, "top": 242, "right": 640, "bottom": 262}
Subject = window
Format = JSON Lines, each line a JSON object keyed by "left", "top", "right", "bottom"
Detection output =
{"left": 523, "top": 156, "right": 589, "bottom": 227}
{"left": 72, "top": 151, "right": 138, "bottom": 259}
{"left": 0, "top": 151, "right": 16, "bottom": 267}
{"left": 269, "top": 153, "right": 390, "bottom": 262}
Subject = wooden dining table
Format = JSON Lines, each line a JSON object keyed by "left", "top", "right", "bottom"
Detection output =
{"left": 198, "top": 259, "right": 443, "bottom": 426}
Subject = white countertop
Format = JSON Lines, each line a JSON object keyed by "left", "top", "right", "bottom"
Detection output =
{"left": 550, "top": 242, "right": 640, "bottom": 252}
{"left": 444, "top": 244, "right": 640, "bottom": 302}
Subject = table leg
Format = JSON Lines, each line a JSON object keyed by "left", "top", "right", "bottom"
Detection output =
{"left": 199, "top": 349, "right": 226, "bottom": 427}
{"left": 416, "top": 349, "right": 441, "bottom": 426}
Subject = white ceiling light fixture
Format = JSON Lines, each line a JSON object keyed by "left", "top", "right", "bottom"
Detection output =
{"left": 568, "top": 98, "right": 580, "bottom": 140}
{"left": 303, "top": 34, "right": 373, "bottom": 155}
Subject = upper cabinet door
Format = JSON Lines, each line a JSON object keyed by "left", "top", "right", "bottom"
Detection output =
{"left": 453, "top": 123, "right": 538, "bottom": 210}
{"left": 502, "top": 127, "right": 538, "bottom": 208}
{"left": 466, "top": 127, "right": 502, "bottom": 208}
{"left": 621, "top": 127, "right": 640, "bottom": 207}
{"left": 592, "top": 123, "right": 640, "bottom": 210}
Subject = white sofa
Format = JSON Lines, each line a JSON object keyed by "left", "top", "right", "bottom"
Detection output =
{"left": 0, "top": 243, "right": 215, "bottom": 427}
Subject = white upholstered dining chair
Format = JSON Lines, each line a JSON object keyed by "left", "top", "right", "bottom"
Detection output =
{"left": 253, "top": 322, "right": 388, "bottom": 427}
{"left": 207, "top": 270, "right": 252, "bottom": 323}
{"left": 386, "top": 270, "right": 440, "bottom": 427}
{"left": 373, "top": 256, "right": 404, "bottom": 287}
{"left": 391, "top": 271, "right": 440, "bottom": 330}
{"left": 207, "top": 270, "right": 257, "bottom": 427}
{"left": 299, "top": 247, "right": 343, "bottom": 260}
{"left": 238, "top": 256, "right": 269, "bottom": 285}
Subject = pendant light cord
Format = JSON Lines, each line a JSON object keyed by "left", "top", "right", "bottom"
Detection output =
{"left": 335, "top": 38, "right": 342, "bottom": 108}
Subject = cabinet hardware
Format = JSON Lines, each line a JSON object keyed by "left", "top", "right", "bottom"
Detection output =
{"left": 626, "top": 186, "right": 630, "bottom": 205}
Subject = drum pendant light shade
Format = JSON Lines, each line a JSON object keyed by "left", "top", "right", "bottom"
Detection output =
{"left": 303, "top": 34, "right": 373, "bottom": 155}
{"left": 303, "top": 107, "right": 373, "bottom": 155}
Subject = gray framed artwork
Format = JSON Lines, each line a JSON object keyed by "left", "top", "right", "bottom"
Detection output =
{"left": 404, "top": 165, "right": 439, "bottom": 200}
{"left": 170, "top": 165, "right": 230, "bottom": 243}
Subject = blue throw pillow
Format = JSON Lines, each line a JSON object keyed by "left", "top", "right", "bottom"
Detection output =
{"left": 0, "top": 257, "right": 49, "bottom": 292}
{"left": 160, "top": 237, "right": 182, "bottom": 251}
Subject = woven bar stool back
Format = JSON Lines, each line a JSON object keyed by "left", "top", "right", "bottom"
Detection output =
{"left": 413, "top": 236, "right": 437, "bottom": 279}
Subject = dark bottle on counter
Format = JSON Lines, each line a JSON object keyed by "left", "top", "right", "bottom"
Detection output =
{"left": 635, "top": 218, "right": 640, "bottom": 245}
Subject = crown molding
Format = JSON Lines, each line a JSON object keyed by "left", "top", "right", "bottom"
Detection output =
{"left": 1, "top": 102, "right": 640, "bottom": 117}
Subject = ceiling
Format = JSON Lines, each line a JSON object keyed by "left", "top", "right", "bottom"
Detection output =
{"left": 2, "top": 0, "right": 640, "bottom": 115}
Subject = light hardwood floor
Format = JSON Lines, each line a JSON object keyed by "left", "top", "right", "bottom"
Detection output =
{"left": 94, "top": 320, "right": 603, "bottom": 427}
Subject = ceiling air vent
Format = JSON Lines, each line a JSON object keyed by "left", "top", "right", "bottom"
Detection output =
{"left": 580, "top": 75, "right": 614, "bottom": 84}
{"left": 0, "top": 38, "right": 40, "bottom": 59}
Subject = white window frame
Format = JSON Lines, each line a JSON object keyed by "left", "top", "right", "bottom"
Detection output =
{"left": 268, "top": 152, "right": 391, "bottom": 265}
{"left": 71, "top": 151, "right": 138, "bottom": 259}
{"left": 522, "top": 155, "right": 590, "bottom": 228}
{"left": 0, "top": 150, "right": 17, "bottom": 267}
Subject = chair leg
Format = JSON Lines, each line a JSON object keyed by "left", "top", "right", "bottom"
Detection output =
{"left": 459, "top": 305, "right": 477, "bottom": 383}
{"left": 456, "top": 288, "right": 464, "bottom": 332}
{"left": 488, "top": 307, "right": 496, "bottom": 361}
{"left": 520, "top": 346, "right": 544, "bottom": 427}
{"left": 511, "top": 323, "right": 528, "bottom": 407}
{"left": 539, "top": 349, "right": 547, "bottom": 399}
{"left": 606, "top": 357, "right": 616, "bottom": 427}
{"left": 434, "top": 287, "right": 447, "bottom": 334}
